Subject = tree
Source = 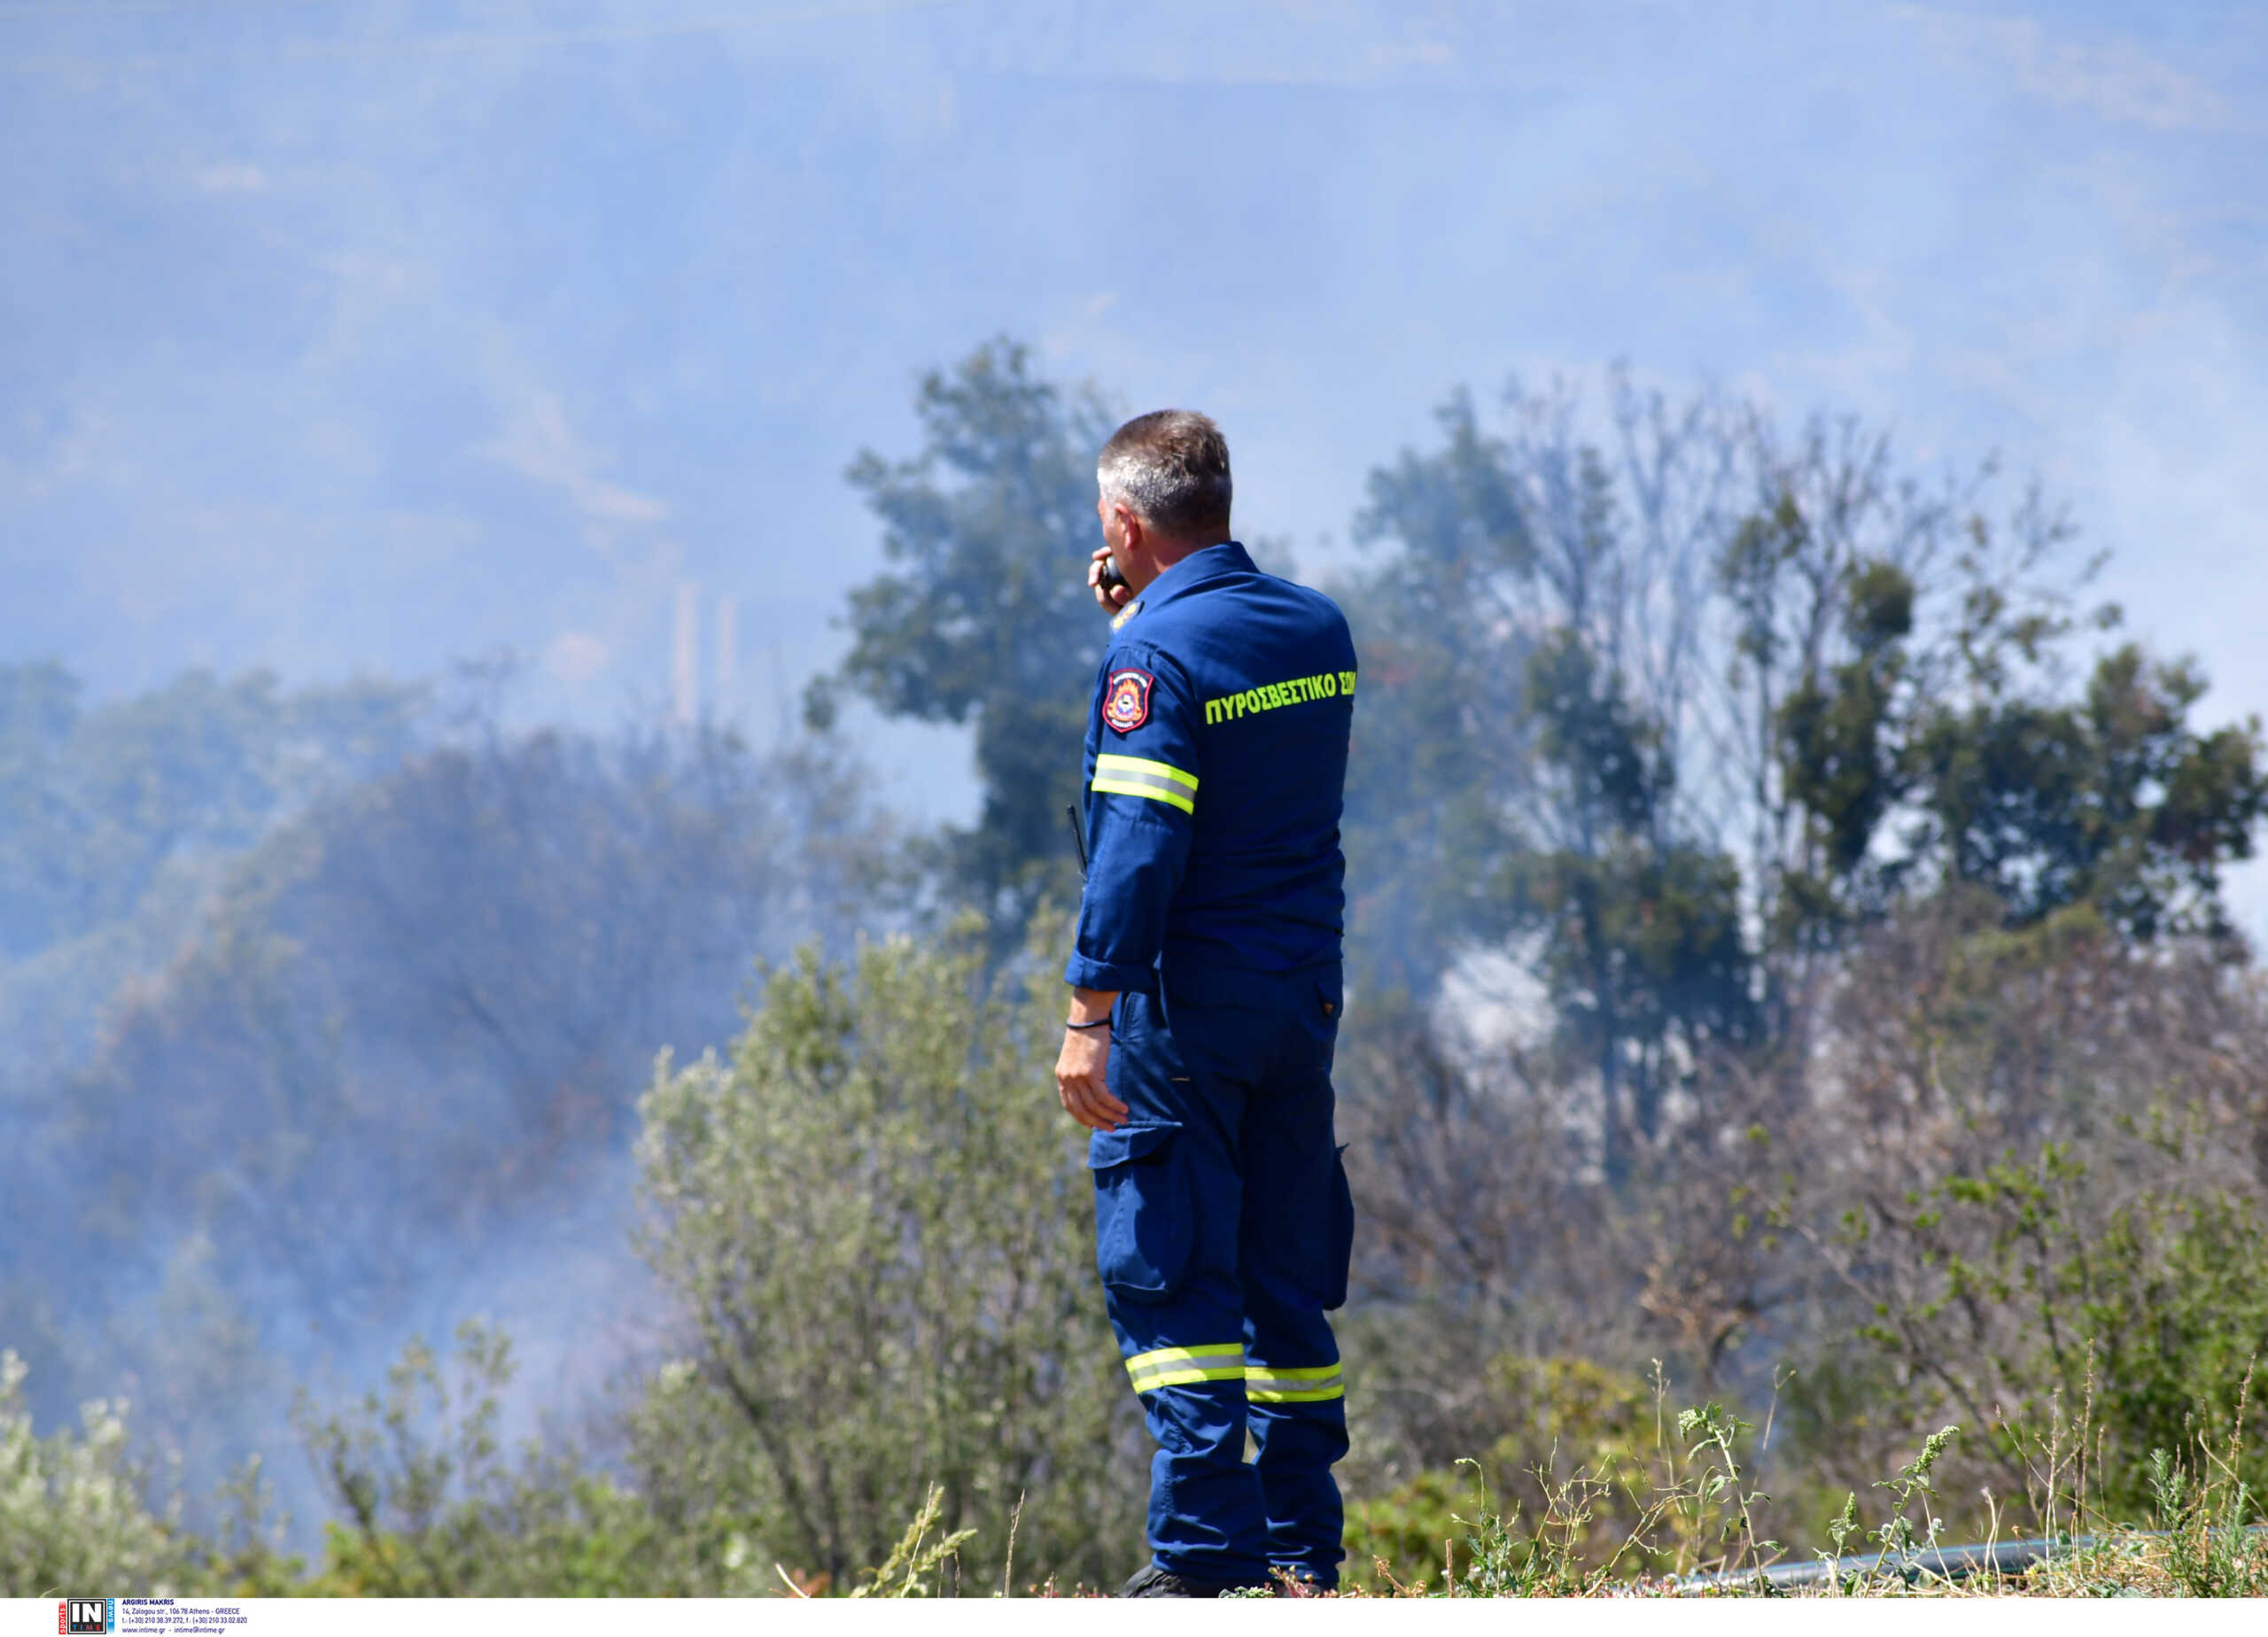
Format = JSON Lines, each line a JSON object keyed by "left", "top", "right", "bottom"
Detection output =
{"left": 0, "top": 661, "right": 431, "bottom": 1500}
{"left": 633, "top": 919, "right": 1138, "bottom": 1592}
{"left": 1697, "top": 436, "right": 2256, "bottom": 1030}
{"left": 819, "top": 338, "right": 1116, "bottom": 933}
{"left": 1741, "top": 486, "right": 2268, "bottom": 950}
{"left": 1334, "top": 390, "right": 1542, "bottom": 994}
{"left": 0, "top": 1349, "right": 192, "bottom": 1596}
{"left": 54, "top": 718, "right": 886, "bottom": 1307}
{"left": 0, "top": 663, "right": 429, "bottom": 1088}
{"left": 12, "top": 712, "right": 890, "bottom": 1540}
{"left": 1338, "top": 373, "right": 2265, "bottom": 1168}
{"left": 0, "top": 662, "right": 426, "bottom": 965}
{"left": 1341, "top": 378, "right": 1753, "bottom": 1170}
{"left": 1907, "top": 643, "right": 2267, "bottom": 942}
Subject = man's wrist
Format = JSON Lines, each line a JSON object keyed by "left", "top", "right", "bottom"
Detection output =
{"left": 1067, "top": 986, "right": 1119, "bottom": 1027}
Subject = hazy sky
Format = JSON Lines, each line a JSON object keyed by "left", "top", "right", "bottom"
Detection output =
{"left": 4, "top": 0, "right": 2264, "bottom": 907}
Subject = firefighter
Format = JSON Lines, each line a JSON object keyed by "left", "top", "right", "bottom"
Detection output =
{"left": 1053, "top": 409, "right": 1358, "bottom": 1598}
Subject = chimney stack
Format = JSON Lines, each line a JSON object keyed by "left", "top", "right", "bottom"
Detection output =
{"left": 672, "top": 581, "right": 698, "bottom": 725}
{"left": 715, "top": 594, "right": 739, "bottom": 710}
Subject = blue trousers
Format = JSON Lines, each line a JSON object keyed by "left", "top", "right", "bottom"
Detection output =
{"left": 1089, "top": 962, "right": 1354, "bottom": 1588}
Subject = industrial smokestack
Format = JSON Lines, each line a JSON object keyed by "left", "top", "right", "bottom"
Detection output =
{"left": 672, "top": 582, "right": 698, "bottom": 725}
{"left": 715, "top": 594, "right": 739, "bottom": 710}
{"left": 772, "top": 640, "right": 788, "bottom": 749}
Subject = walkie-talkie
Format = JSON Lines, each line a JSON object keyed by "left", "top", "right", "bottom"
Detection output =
{"left": 1098, "top": 554, "right": 1128, "bottom": 594}
{"left": 1066, "top": 803, "right": 1088, "bottom": 879}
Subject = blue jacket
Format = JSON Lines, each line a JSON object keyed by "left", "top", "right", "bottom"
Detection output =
{"left": 1066, "top": 541, "right": 1358, "bottom": 993}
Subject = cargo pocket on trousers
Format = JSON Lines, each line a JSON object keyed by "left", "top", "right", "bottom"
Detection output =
{"left": 1321, "top": 1145, "right": 1354, "bottom": 1311}
{"left": 1089, "top": 1121, "right": 1192, "bottom": 1303}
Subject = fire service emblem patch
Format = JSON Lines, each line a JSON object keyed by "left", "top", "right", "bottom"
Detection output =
{"left": 1102, "top": 669, "right": 1153, "bottom": 734}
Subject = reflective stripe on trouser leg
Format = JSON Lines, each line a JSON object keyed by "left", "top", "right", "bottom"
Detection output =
{"left": 1244, "top": 1362, "right": 1342, "bottom": 1403}
{"left": 1127, "top": 1344, "right": 1246, "bottom": 1393}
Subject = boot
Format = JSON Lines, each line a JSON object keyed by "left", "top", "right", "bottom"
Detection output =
{"left": 1118, "top": 1561, "right": 1268, "bottom": 1598}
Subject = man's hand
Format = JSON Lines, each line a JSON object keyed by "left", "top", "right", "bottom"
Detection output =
{"left": 1055, "top": 987, "right": 1128, "bottom": 1131}
{"left": 1088, "top": 545, "right": 1133, "bottom": 614}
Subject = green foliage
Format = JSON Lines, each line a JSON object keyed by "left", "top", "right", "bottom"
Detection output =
{"left": 0, "top": 663, "right": 427, "bottom": 1087}
{"left": 6, "top": 1304, "right": 2262, "bottom": 1597}
{"left": 1868, "top": 1424, "right": 1960, "bottom": 1570}
{"left": 1910, "top": 643, "right": 2267, "bottom": 939}
{"left": 1337, "top": 390, "right": 1542, "bottom": 993}
{"left": 0, "top": 1350, "right": 190, "bottom": 1596}
{"left": 1500, "top": 632, "right": 1758, "bottom": 1169}
{"left": 1674, "top": 1403, "right": 1778, "bottom": 1574}
{"left": 1844, "top": 1124, "right": 2268, "bottom": 1519}
{"left": 1346, "top": 1355, "right": 1674, "bottom": 1588}
{"left": 10, "top": 711, "right": 890, "bottom": 1547}
{"left": 1343, "top": 383, "right": 1760, "bottom": 1170}
{"left": 1775, "top": 556, "right": 1914, "bottom": 883}
{"left": 1349, "top": 1456, "right": 1648, "bottom": 1597}
{"left": 14, "top": 349, "right": 2268, "bottom": 1605}
{"left": 632, "top": 916, "right": 1137, "bottom": 1594}
{"left": 1747, "top": 494, "right": 2268, "bottom": 948}
{"left": 292, "top": 1321, "right": 761, "bottom": 1596}
{"left": 2146, "top": 1447, "right": 2267, "bottom": 1597}
{"left": 822, "top": 338, "right": 1116, "bottom": 930}
{"left": 843, "top": 1485, "right": 978, "bottom": 1599}
{"left": 0, "top": 662, "right": 425, "bottom": 964}
{"left": 1344, "top": 1463, "right": 1472, "bottom": 1592}
{"left": 1346, "top": 1375, "right": 1959, "bottom": 1594}
{"left": 1345, "top": 1393, "right": 2259, "bottom": 1598}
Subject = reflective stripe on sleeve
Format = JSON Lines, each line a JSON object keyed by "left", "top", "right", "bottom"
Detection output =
{"left": 1244, "top": 1362, "right": 1344, "bottom": 1403}
{"left": 1091, "top": 753, "right": 1199, "bottom": 815}
{"left": 1125, "top": 1343, "right": 1245, "bottom": 1393}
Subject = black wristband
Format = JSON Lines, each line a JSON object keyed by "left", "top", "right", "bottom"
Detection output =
{"left": 1065, "top": 1016, "right": 1112, "bottom": 1031}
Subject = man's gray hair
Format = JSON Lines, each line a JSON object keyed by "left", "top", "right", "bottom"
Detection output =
{"left": 1097, "top": 410, "right": 1233, "bottom": 540}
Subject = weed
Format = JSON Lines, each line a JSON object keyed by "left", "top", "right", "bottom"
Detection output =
{"left": 844, "top": 1485, "right": 976, "bottom": 1599}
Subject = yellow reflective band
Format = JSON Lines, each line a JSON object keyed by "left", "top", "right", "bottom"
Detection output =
{"left": 1095, "top": 754, "right": 1198, "bottom": 790}
{"left": 1244, "top": 1363, "right": 1345, "bottom": 1404}
{"left": 1091, "top": 753, "right": 1199, "bottom": 815}
{"left": 1125, "top": 1343, "right": 1245, "bottom": 1393}
{"left": 1091, "top": 778, "right": 1195, "bottom": 815}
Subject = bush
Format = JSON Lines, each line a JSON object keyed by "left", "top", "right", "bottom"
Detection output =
{"left": 291, "top": 1321, "right": 750, "bottom": 1596}
{"left": 1829, "top": 1117, "right": 2268, "bottom": 1522}
{"left": 0, "top": 1350, "right": 189, "bottom": 1595}
{"left": 631, "top": 918, "right": 1140, "bottom": 1593}
{"left": 1345, "top": 1354, "right": 1662, "bottom": 1588}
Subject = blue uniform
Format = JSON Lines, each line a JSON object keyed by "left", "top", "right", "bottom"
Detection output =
{"left": 1066, "top": 540, "right": 1358, "bottom": 1590}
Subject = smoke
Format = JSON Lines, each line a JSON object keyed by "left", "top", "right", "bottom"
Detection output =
{"left": 0, "top": 681, "right": 898, "bottom": 1555}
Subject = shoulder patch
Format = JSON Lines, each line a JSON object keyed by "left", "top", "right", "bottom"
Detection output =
{"left": 1102, "top": 668, "right": 1153, "bottom": 734}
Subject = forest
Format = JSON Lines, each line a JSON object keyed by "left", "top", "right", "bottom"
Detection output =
{"left": 6, "top": 338, "right": 2267, "bottom": 1595}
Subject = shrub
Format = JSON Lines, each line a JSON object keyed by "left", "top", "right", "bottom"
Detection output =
{"left": 0, "top": 1350, "right": 189, "bottom": 1595}
{"left": 631, "top": 918, "right": 1140, "bottom": 1593}
{"left": 291, "top": 1320, "right": 759, "bottom": 1596}
{"left": 1829, "top": 1112, "right": 2268, "bottom": 1522}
